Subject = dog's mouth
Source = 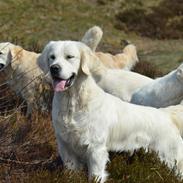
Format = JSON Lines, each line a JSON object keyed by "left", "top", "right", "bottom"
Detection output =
{"left": 52, "top": 73, "right": 76, "bottom": 92}
{"left": 0, "top": 63, "right": 5, "bottom": 71}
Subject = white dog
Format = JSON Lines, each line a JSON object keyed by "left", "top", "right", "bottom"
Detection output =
{"left": 131, "top": 64, "right": 183, "bottom": 107}
{"left": 82, "top": 26, "right": 153, "bottom": 101}
{"left": 38, "top": 40, "right": 183, "bottom": 182}
{"left": 93, "top": 66, "right": 153, "bottom": 102}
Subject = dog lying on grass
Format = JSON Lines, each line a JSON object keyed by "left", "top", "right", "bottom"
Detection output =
{"left": 82, "top": 26, "right": 139, "bottom": 70}
{"left": 131, "top": 63, "right": 183, "bottom": 107}
{"left": 38, "top": 40, "right": 183, "bottom": 182}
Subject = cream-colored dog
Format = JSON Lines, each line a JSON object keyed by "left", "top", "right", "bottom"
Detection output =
{"left": 81, "top": 26, "right": 139, "bottom": 70}
{"left": 38, "top": 40, "right": 183, "bottom": 182}
{"left": 0, "top": 42, "right": 43, "bottom": 116}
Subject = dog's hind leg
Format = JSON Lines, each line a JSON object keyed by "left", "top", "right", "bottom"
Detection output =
{"left": 157, "top": 132, "right": 183, "bottom": 177}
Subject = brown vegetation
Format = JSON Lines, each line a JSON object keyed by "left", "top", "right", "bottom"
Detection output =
{"left": 116, "top": 0, "right": 183, "bottom": 39}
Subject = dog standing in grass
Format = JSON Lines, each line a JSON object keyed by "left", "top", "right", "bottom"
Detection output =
{"left": 38, "top": 40, "right": 183, "bottom": 182}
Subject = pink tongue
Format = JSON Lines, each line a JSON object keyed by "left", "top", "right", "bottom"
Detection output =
{"left": 54, "top": 80, "right": 67, "bottom": 92}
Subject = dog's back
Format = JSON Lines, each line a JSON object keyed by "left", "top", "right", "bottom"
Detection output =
{"left": 131, "top": 67, "right": 183, "bottom": 107}
{"left": 96, "top": 44, "right": 138, "bottom": 70}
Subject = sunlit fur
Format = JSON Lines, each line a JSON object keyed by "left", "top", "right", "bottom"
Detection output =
{"left": 81, "top": 26, "right": 103, "bottom": 52}
{"left": 81, "top": 26, "right": 139, "bottom": 70}
{"left": 0, "top": 42, "right": 44, "bottom": 116}
{"left": 38, "top": 40, "right": 183, "bottom": 183}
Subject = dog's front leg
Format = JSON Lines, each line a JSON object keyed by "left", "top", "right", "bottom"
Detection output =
{"left": 87, "top": 146, "right": 109, "bottom": 183}
{"left": 56, "top": 136, "right": 83, "bottom": 170}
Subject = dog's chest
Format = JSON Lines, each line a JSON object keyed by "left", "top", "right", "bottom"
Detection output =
{"left": 52, "top": 92, "right": 90, "bottom": 149}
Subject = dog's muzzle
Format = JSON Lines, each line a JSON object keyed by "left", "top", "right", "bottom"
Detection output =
{"left": 50, "top": 64, "right": 76, "bottom": 92}
{"left": 0, "top": 63, "right": 5, "bottom": 71}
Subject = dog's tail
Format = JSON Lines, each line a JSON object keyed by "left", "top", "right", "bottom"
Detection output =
{"left": 121, "top": 41, "right": 139, "bottom": 70}
{"left": 161, "top": 105, "right": 183, "bottom": 136}
{"left": 81, "top": 26, "right": 103, "bottom": 52}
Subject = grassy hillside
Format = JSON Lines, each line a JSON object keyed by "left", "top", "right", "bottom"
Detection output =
{"left": 0, "top": 0, "right": 183, "bottom": 182}
{"left": 0, "top": 0, "right": 183, "bottom": 73}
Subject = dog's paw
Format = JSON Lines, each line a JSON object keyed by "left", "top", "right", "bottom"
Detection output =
{"left": 89, "top": 171, "right": 108, "bottom": 183}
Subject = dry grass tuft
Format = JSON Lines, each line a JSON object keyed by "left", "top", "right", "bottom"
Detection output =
{"left": 133, "top": 61, "right": 163, "bottom": 78}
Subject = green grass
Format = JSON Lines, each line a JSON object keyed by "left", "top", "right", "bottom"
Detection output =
{"left": 1, "top": 0, "right": 183, "bottom": 182}
{"left": 0, "top": 0, "right": 182, "bottom": 73}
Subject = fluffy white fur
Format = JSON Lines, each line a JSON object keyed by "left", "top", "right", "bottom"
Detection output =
{"left": 87, "top": 55, "right": 153, "bottom": 102}
{"left": 81, "top": 26, "right": 103, "bottom": 52}
{"left": 131, "top": 64, "right": 183, "bottom": 107}
{"left": 81, "top": 26, "right": 152, "bottom": 101}
{"left": 38, "top": 40, "right": 183, "bottom": 182}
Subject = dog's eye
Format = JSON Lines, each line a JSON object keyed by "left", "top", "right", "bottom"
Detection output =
{"left": 66, "top": 55, "right": 74, "bottom": 59}
{"left": 50, "top": 54, "right": 55, "bottom": 60}
{"left": 0, "top": 51, "right": 3, "bottom": 55}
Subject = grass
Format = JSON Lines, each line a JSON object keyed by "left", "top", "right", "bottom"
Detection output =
{"left": 0, "top": 0, "right": 183, "bottom": 182}
{"left": 0, "top": 0, "right": 182, "bottom": 74}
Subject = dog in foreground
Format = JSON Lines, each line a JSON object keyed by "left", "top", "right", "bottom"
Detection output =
{"left": 38, "top": 40, "right": 183, "bottom": 182}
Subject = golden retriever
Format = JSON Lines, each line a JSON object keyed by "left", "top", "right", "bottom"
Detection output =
{"left": 38, "top": 40, "right": 183, "bottom": 182}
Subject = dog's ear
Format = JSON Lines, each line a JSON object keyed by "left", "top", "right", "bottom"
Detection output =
{"left": 176, "top": 63, "right": 183, "bottom": 81}
{"left": 9, "top": 46, "right": 23, "bottom": 70}
{"left": 80, "top": 46, "right": 92, "bottom": 76}
{"left": 37, "top": 42, "right": 53, "bottom": 74}
{"left": 80, "top": 43, "right": 101, "bottom": 76}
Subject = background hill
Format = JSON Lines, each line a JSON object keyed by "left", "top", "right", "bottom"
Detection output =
{"left": 0, "top": 0, "right": 183, "bottom": 182}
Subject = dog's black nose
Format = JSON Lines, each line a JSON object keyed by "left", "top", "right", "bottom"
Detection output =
{"left": 50, "top": 64, "right": 61, "bottom": 76}
{"left": 0, "top": 63, "right": 5, "bottom": 70}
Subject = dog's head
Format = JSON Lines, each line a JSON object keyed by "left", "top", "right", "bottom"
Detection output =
{"left": 0, "top": 42, "right": 13, "bottom": 71}
{"left": 0, "top": 42, "right": 23, "bottom": 72}
{"left": 38, "top": 41, "right": 94, "bottom": 92}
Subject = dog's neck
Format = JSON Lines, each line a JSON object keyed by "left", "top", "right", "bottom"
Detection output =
{"left": 89, "top": 56, "right": 107, "bottom": 83}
